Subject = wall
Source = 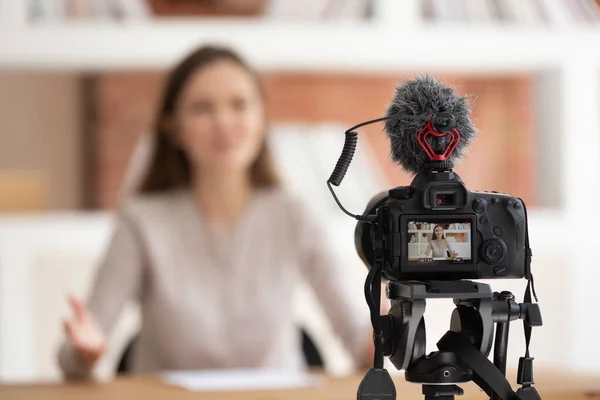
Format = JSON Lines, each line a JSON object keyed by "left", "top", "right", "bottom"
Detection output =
{"left": 89, "top": 72, "right": 535, "bottom": 209}
{"left": 0, "top": 72, "right": 82, "bottom": 210}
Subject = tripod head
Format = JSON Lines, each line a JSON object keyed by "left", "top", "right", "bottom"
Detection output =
{"left": 358, "top": 280, "right": 543, "bottom": 400}
{"left": 382, "top": 281, "right": 495, "bottom": 374}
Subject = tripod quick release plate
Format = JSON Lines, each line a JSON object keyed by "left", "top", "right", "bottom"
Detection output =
{"left": 387, "top": 281, "right": 493, "bottom": 301}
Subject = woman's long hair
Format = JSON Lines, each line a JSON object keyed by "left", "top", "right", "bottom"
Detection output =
{"left": 138, "top": 45, "right": 280, "bottom": 194}
{"left": 432, "top": 224, "right": 446, "bottom": 240}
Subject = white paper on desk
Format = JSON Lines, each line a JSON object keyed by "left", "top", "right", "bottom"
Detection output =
{"left": 161, "top": 369, "right": 322, "bottom": 392}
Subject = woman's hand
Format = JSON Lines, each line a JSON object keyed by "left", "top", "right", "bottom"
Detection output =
{"left": 63, "top": 295, "right": 106, "bottom": 367}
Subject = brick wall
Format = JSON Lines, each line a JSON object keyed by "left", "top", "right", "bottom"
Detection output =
{"left": 92, "top": 73, "right": 164, "bottom": 208}
{"left": 88, "top": 72, "right": 534, "bottom": 209}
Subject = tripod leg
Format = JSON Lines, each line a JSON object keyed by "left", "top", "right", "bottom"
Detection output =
{"left": 491, "top": 320, "right": 510, "bottom": 400}
{"left": 493, "top": 321, "right": 509, "bottom": 376}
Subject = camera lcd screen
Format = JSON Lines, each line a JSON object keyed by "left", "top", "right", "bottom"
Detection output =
{"left": 407, "top": 220, "right": 473, "bottom": 265}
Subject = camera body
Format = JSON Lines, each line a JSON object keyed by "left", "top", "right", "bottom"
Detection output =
{"left": 356, "top": 164, "right": 527, "bottom": 281}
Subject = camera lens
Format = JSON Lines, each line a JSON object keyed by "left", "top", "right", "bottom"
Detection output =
{"left": 436, "top": 193, "right": 455, "bottom": 206}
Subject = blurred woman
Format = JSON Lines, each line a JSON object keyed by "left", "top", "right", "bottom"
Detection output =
{"left": 421, "top": 224, "right": 456, "bottom": 259}
{"left": 58, "top": 45, "right": 372, "bottom": 379}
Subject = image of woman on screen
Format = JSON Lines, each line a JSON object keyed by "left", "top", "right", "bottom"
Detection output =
{"left": 420, "top": 224, "right": 457, "bottom": 259}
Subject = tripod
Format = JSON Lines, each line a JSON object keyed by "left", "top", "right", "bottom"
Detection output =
{"left": 382, "top": 281, "right": 533, "bottom": 400}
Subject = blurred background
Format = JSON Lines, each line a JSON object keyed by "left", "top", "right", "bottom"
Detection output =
{"left": 0, "top": 0, "right": 599, "bottom": 384}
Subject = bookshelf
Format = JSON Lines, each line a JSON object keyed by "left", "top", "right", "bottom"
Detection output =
{"left": 0, "top": 2, "right": 599, "bottom": 71}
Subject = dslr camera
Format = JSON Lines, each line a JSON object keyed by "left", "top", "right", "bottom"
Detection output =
{"left": 327, "top": 76, "right": 541, "bottom": 400}
{"left": 355, "top": 162, "right": 528, "bottom": 282}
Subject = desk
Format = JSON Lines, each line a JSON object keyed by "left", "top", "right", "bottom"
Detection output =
{"left": 1, "top": 371, "right": 599, "bottom": 400}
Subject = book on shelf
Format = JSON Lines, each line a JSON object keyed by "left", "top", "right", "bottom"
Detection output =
{"left": 580, "top": 0, "right": 600, "bottom": 21}
{"left": 538, "top": 0, "right": 570, "bottom": 26}
{"left": 29, "top": 0, "right": 151, "bottom": 21}
{"left": 267, "top": 122, "right": 385, "bottom": 217}
{"left": 113, "top": 0, "right": 151, "bottom": 20}
{"left": 509, "top": 0, "right": 544, "bottom": 25}
{"left": 422, "top": 0, "right": 600, "bottom": 26}
{"left": 266, "top": 121, "right": 385, "bottom": 260}
{"left": 266, "top": 0, "right": 372, "bottom": 20}
{"left": 27, "top": 0, "right": 372, "bottom": 22}
{"left": 29, "top": 0, "right": 66, "bottom": 21}
{"left": 89, "top": 0, "right": 114, "bottom": 20}
{"left": 493, "top": 0, "right": 519, "bottom": 23}
{"left": 65, "top": 0, "right": 92, "bottom": 19}
{"left": 461, "top": 0, "right": 495, "bottom": 23}
{"left": 335, "top": 0, "right": 372, "bottom": 19}
{"left": 265, "top": 0, "right": 326, "bottom": 19}
{"left": 448, "top": 223, "right": 469, "bottom": 230}
{"left": 406, "top": 223, "right": 470, "bottom": 231}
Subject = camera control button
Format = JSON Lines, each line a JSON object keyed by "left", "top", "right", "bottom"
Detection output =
{"left": 513, "top": 201, "right": 522, "bottom": 209}
{"left": 505, "top": 199, "right": 514, "bottom": 207}
{"left": 491, "top": 197, "right": 500, "bottom": 205}
{"left": 473, "top": 198, "right": 486, "bottom": 212}
{"left": 481, "top": 239, "right": 507, "bottom": 265}
{"left": 479, "top": 216, "right": 488, "bottom": 224}
{"left": 493, "top": 266, "right": 507, "bottom": 276}
{"left": 486, "top": 243, "right": 502, "bottom": 260}
{"left": 389, "top": 187, "right": 413, "bottom": 200}
{"left": 493, "top": 227, "right": 503, "bottom": 236}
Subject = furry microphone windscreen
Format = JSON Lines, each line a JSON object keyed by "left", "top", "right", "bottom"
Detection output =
{"left": 384, "top": 74, "right": 477, "bottom": 174}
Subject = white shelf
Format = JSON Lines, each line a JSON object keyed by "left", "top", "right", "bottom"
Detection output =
{"left": 0, "top": 19, "right": 599, "bottom": 71}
